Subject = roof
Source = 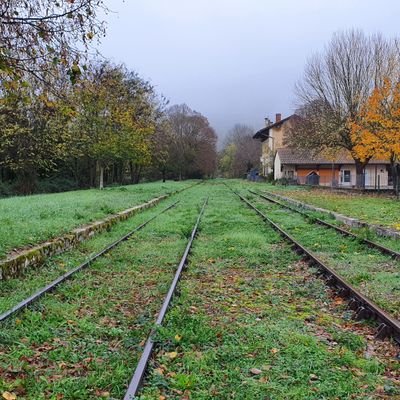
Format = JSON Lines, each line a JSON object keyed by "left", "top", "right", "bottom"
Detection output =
{"left": 276, "top": 148, "right": 391, "bottom": 165}
{"left": 253, "top": 114, "right": 298, "bottom": 140}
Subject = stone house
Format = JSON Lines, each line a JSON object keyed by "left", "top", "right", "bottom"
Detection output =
{"left": 274, "top": 148, "right": 391, "bottom": 188}
{"left": 253, "top": 113, "right": 299, "bottom": 176}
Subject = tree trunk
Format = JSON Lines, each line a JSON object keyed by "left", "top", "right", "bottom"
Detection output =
{"left": 162, "top": 168, "right": 166, "bottom": 183}
{"left": 16, "top": 168, "right": 37, "bottom": 194}
{"left": 89, "top": 158, "right": 95, "bottom": 187}
{"left": 354, "top": 159, "right": 366, "bottom": 189}
{"left": 99, "top": 166, "right": 104, "bottom": 189}
{"left": 96, "top": 160, "right": 104, "bottom": 189}
{"left": 134, "top": 165, "right": 142, "bottom": 184}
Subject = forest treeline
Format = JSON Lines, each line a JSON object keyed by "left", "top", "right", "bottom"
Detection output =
{"left": 0, "top": 1, "right": 218, "bottom": 195}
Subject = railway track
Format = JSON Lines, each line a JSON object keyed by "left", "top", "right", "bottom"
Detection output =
{"left": 123, "top": 197, "right": 208, "bottom": 399}
{"left": 0, "top": 196, "right": 208, "bottom": 399}
{"left": 251, "top": 189, "right": 400, "bottom": 260}
{"left": 227, "top": 186, "right": 400, "bottom": 344}
{"left": 0, "top": 201, "right": 179, "bottom": 323}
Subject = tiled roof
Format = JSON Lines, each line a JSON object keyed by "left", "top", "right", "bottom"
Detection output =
{"left": 276, "top": 148, "right": 390, "bottom": 165}
{"left": 253, "top": 115, "right": 297, "bottom": 140}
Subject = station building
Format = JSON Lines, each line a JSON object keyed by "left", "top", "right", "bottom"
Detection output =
{"left": 274, "top": 148, "right": 391, "bottom": 188}
{"left": 253, "top": 113, "right": 392, "bottom": 189}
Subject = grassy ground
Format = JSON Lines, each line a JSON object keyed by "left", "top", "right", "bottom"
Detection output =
{"left": 240, "top": 188, "right": 400, "bottom": 319}
{"left": 0, "top": 180, "right": 194, "bottom": 258}
{"left": 257, "top": 183, "right": 400, "bottom": 230}
{"left": 0, "top": 184, "right": 209, "bottom": 399}
{"left": 254, "top": 187, "right": 400, "bottom": 254}
{"left": 139, "top": 183, "right": 399, "bottom": 399}
{"left": 1, "top": 181, "right": 399, "bottom": 399}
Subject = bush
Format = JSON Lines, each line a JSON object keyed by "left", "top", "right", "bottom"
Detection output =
{"left": 0, "top": 181, "right": 13, "bottom": 197}
{"left": 36, "top": 177, "right": 79, "bottom": 194}
{"left": 273, "top": 177, "right": 290, "bottom": 186}
{"left": 266, "top": 172, "right": 274, "bottom": 183}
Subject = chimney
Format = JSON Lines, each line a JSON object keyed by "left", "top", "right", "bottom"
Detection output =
{"left": 275, "top": 113, "right": 282, "bottom": 123}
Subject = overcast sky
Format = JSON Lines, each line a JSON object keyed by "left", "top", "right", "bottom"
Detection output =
{"left": 99, "top": 0, "right": 400, "bottom": 142}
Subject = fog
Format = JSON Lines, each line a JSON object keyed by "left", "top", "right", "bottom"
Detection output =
{"left": 99, "top": 0, "right": 400, "bottom": 143}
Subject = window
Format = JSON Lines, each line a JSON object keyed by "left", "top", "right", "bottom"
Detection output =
{"left": 343, "top": 170, "right": 351, "bottom": 183}
{"left": 287, "top": 171, "right": 294, "bottom": 179}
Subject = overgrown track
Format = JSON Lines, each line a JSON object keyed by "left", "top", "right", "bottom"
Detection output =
{"left": 124, "top": 197, "right": 208, "bottom": 400}
{"left": 251, "top": 189, "right": 400, "bottom": 260}
{"left": 0, "top": 201, "right": 179, "bottom": 323}
{"left": 228, "top": 186, "right": 400, "bottom": 344}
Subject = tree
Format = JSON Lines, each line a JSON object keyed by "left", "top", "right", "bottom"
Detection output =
{"left": 0, "top": 80, "right": 74, "bottom": 193}
{"left": 70, "top": 62, "right": 162, "bottom": 188}
{"left": 0, "top": 0, "right": 107, "bottom": 83}
{"left": 150, "top": 118, "right": 174, "bottom": 182}
{"left": 219, "top": 124, "right": 260, "bottom": 178}
{"left": 166, "top": 104, "right": 217, "bottom": 179}
{"left": 289, "top": 30, "right": 398, "bottom": 187}
{"left": 350, "top": 78, "right": 400, "bottom": 195}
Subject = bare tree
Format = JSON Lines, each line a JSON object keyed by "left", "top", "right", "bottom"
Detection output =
{"left": 220, "top": 124, "right": 260, "bottom": 178}
{"left": 165, "top": 104, "right": 217, "bottom": 179}
{"left": 290, "top": 30, "right": 400, "bottom": 187}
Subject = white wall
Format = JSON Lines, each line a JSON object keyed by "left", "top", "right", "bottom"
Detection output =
{"left": 365, "top": 165, "right": 388, "bottom": 187}
{"left": 339, "top": 165, "right": 389, "bottom": 187}
{"left": 274, "top": 152, "right": 282, "bottom": 180}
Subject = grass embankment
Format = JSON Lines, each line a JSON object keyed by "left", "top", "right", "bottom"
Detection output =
{"left": 263, "top": 184, "right": 400, "bottom": 230}
{"left": 0, "top": 180, "right": 194, "bottom": 258}
{"left": 139, "top": 183, "right": 399, "bottom": 399}
{"left": 0, "top": 184, "right": 209, "bottom": 399}
{"left": 242, "top": 188, "right": 400, "bottom": 320}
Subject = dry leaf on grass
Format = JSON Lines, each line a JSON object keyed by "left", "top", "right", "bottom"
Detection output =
{"left": 2, "top": 392, "right": 17, "bottom": 400}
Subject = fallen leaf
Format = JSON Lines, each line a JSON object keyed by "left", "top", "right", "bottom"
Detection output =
{"left": 166, "top": 351, "right": 178, "bottom": 359}
{"left": 309, "top": 374, "right": 319, "bottom": 381}
{"left": 2, "top": 392, "right": 17, "bottom": 400}
{"left": 250, "top": 368, "right": 262, "bottom": 375}
{"left": 270, "top": 348, "right": 279, "bottom": 354}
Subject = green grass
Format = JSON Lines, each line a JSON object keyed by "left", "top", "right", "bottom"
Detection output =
{"left": 138, "top": 183, "right": 399, "bottom": 399}
{"left": 0, "top": 184, "right": 209, "bottom": 399}
{"left": 1, "top": 181, "right": 398, "bottom": 399}
{"left": 261, "top": 183, "right": 400, "bottom": 229}
{"left": 0, "top": 180, "right": 195, "bottom": 258}
{"left": 240, "top": 189, "right": 400, "bottom": 319}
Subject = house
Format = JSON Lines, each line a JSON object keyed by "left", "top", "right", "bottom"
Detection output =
{"left": 274, "top": 148, "right": 392, "bottom": 188}
{"left": 253, "top": 113, "right": 299, "bottom": 176}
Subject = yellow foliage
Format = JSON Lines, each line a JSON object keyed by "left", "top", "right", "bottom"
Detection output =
{"left": 350, "top": 77, "right": 400, "bottom": 162}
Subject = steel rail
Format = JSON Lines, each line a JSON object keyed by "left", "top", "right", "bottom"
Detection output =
{"left": 0, "top": 201, "right": 179, "bottom": 323}
{"left": 123, "top": 197, "right": 208, "bottom": 400}
{"left": 250, "top": 189, "right": 400, "bottom": 260}
{"left": 228, "top": 187, "right": 400, "bottom": 343}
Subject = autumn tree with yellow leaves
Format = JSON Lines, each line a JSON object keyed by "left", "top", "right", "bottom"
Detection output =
{"left": 289, "top": 30, "right": 399, "bottom": 188}
{"left": 350, "top": 78, "right": 400, "bottom": 195}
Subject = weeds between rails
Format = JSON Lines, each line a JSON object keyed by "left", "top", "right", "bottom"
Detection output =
{"left": 251, "top": 189, "right": 400, "bottom": 259}
{"left": 139, "top": 183, "right": 400, "bottom": 399}
{"left": 247, "top": 190, "right": 400, "bottom": 321}
{"left": 0, "top": 188, "right": 209, "bottom": 399}
{"left": 227, "top": 186, "right": 400, "bottom": 344}
{"left": 124, "top": 198, "right": 208, "bottom": 399}
{"left": 0, "top": 201, "right": 178, "bottom": 323}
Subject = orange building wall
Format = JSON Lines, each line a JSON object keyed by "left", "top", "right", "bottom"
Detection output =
{"left": 297, "top": 167, "right": 340, "bottom": 185}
